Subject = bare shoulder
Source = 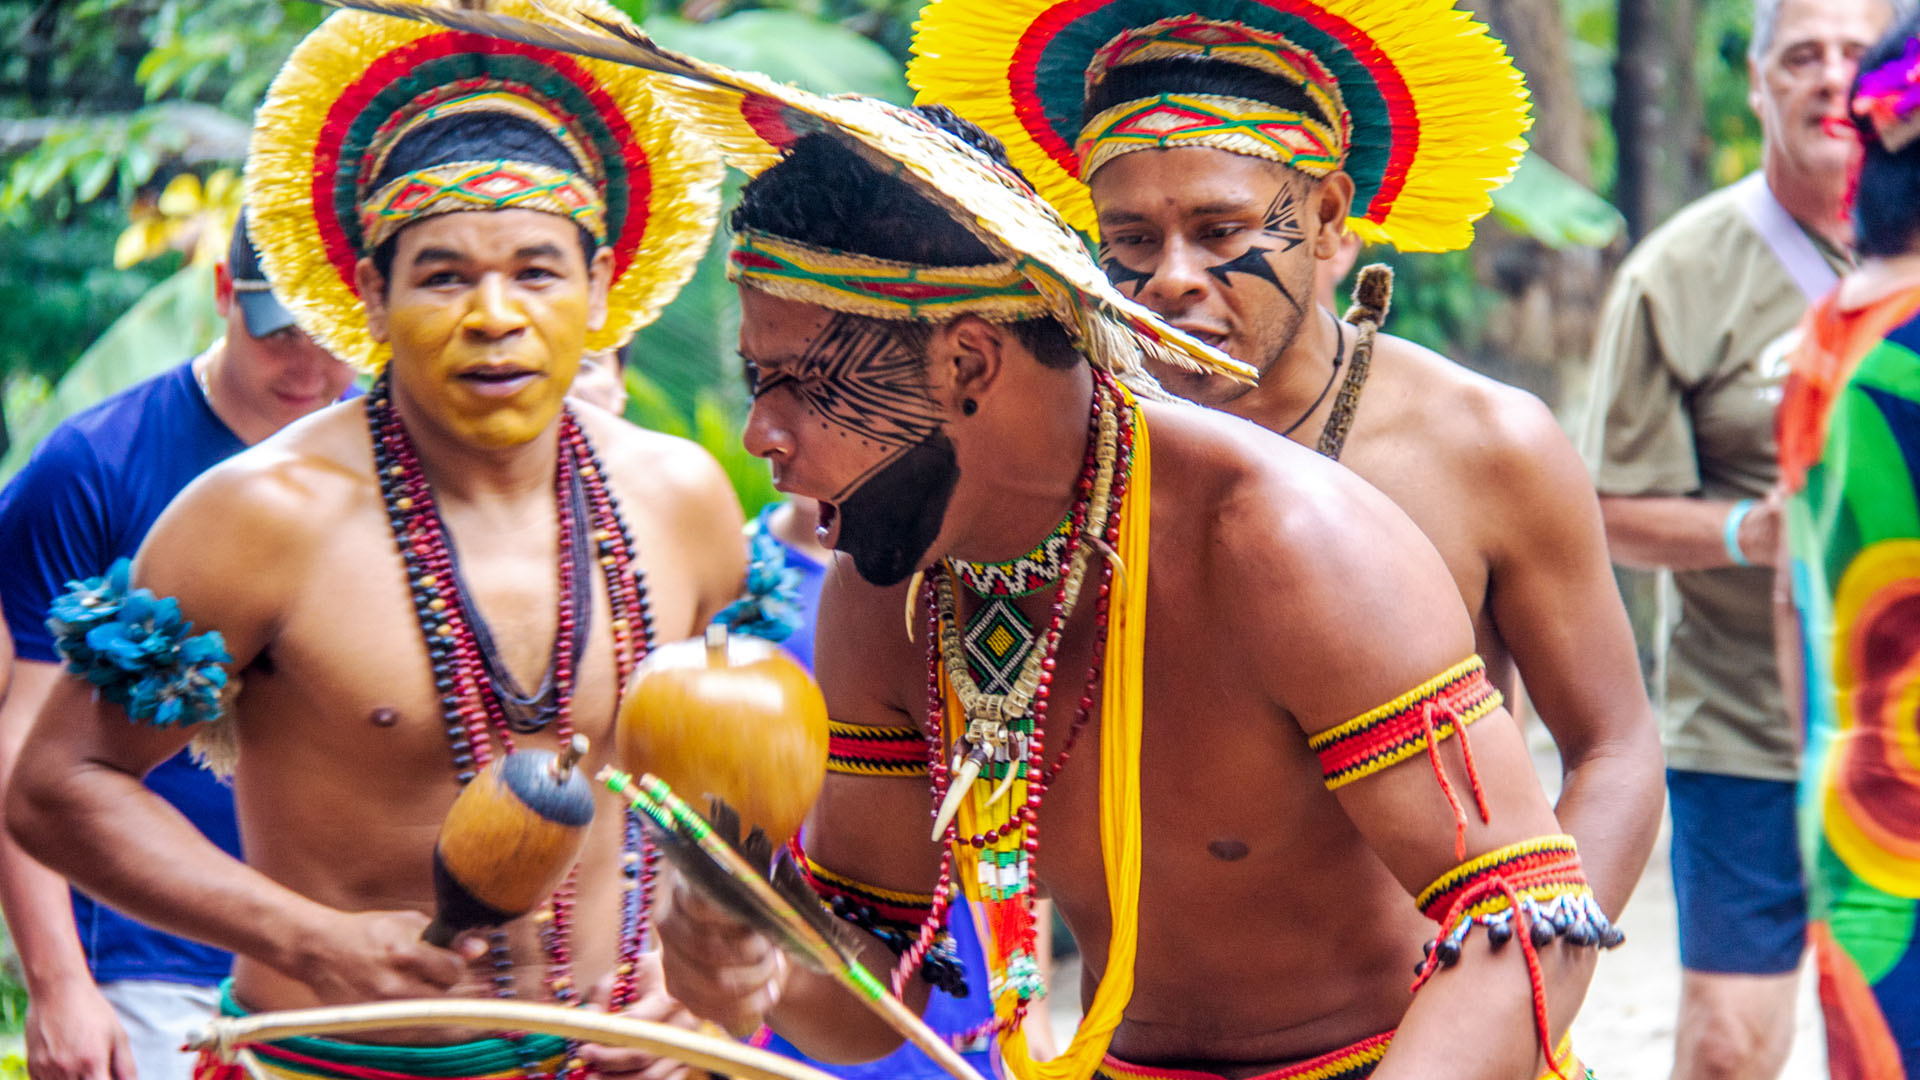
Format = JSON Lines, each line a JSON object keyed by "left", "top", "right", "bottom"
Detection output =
{"left": 1140, "top": 397, "right": 1474, "bottom": 725}
{"left": 573, "top": 407, "right": 747, "bottom": 621}
{"left": 812, "top": 559, "right": 923, "bottom": 725}
{"left": 147, "top": 404, "right": 369, "bottom": 566}
{"left": 574, "top": 405, "right": 736, "bottom": 515}
{"left": 1140, "top": 397, "right": 1428, "bottom": 579}
{"left": 1368, "top": 334, "right": 1584, "bottom": 493}
{"left": 135, "top": 403, "right": 373, "bottom": 655}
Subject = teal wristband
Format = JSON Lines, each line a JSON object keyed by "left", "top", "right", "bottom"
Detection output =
{"left": 1724, "top": 499, "right": 1756, "bottom": 567}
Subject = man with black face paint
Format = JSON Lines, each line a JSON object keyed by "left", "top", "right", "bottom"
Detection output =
{"left": 657, "top": 92, "right": 1618, "bottom": 1079}
{"left": 908, "top": 0, "right": 1665, "bottom": 936}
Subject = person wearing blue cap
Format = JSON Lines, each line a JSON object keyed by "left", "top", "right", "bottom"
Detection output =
{"left": 0, "top": 213, "right": 352, "bottom": 1080}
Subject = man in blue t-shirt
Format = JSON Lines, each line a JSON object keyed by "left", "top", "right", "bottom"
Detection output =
{"left": 0, "top": 217, "right": 352, "bottom": 1080}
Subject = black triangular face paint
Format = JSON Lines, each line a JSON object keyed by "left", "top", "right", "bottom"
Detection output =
{"left": 1099, "top": 241, "right": 1154, "bottom": 296}
{"left": 1206, "top": 246, "right": 1283, "bottom": 288}
{"left": 1206, "top": 245, "right": 1303, "bottom": 311}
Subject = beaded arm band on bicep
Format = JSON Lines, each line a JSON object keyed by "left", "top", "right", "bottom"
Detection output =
{"left": 827, "top": 721, "right": 930, "bottom": 777}
{"left": 1410, "top": 835, "right": 1623, "bottom": 1080}
{"left": 48, "top": 558, "right": 233, "bottom": 729}
{"left": 788, "top": 838, "right": 967, "bottom": 997}
{"left": 1309, "top": 655, "right": 1502, "bottom": 859}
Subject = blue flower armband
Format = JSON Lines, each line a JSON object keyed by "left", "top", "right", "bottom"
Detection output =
{"left": 46, "top": 558, "right": 233, "bottom": 729}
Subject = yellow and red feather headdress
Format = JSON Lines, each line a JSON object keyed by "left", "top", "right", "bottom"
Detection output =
{"left": 907, "top": 0, "right": 1533, "bottom": 252}
{"left": 246, "top": 0, "right": 723, "bottom": 370}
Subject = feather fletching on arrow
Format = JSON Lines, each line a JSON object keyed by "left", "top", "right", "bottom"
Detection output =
{"left": 601, "top": 770, "right": 848, "bottom": 974}
{"left": 601, "top": 769, "right": 987, "bottom": 1080}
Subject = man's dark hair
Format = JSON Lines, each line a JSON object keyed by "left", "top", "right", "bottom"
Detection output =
{"left": 1082, "top": 57, "right": 1333, "bottom": 132}
{"left": 365, "top": 109, "right": 600, "bottom": 288}
{"left": 1853, "top": 10, "right": 1920, "bottom": 258}
{"left": 729, "top": 105, "right": 1079, "bottom": 369}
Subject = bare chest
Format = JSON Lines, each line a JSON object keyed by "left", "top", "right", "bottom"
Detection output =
{"left": 232, "top": 500, "right": 707, "bottom": 802}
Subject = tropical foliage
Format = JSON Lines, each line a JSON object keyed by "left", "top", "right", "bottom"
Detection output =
{"left": 0, "top": 0, "right": 1771, "bottom": 480}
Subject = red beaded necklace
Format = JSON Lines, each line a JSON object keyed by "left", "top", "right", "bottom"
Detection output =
{"left": 367, "top": 377, "right": 658, "bottom": 1019}
{"left": 907, "top": 371, "right": 1133, "bottom": 1039}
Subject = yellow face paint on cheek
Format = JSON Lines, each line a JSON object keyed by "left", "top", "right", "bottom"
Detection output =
{"left": 383, "top": 282, "right": 591, "bottom": 449}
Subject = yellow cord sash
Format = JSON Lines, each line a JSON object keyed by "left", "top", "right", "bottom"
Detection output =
{"left": 943, "top": 401, "right": 1149, "bottom": 1080}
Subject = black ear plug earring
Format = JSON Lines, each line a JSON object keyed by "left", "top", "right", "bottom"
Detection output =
{"left": 961, "top": 398, "right": 979, "bottom": 416}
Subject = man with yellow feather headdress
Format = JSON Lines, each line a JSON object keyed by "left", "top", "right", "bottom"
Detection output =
{"left": 7, "top": 1, "right": 747, "bottom": 1078}
{"left": 908, "top": 0, "right": 1663, "bottom": 942}
{"left": 589, "top": 12, "right": 1626, "bottom": 1080}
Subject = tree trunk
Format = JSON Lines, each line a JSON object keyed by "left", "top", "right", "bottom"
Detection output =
{"left": 22, "top": 0, "right": 63, "bottom": 109}
{"left": 1452, "top": 0, "right": 1606, "bottom": 415}
{"left": 1613, "top": 0, "right": 1667, "bottom": 240}
{"left": 1666, "top": 0, "right": 1713, "bottom": 205}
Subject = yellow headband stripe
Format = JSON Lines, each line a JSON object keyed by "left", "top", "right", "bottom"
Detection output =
{"left": 1075, "top": 93, "right": 1345, "bottom": 181}
{"left": 727, "top": 230, "right": 1051, "bottom": 323}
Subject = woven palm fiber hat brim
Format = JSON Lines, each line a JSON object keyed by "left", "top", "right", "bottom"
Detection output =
{"left": 907, "top": 0, "right": 1533, "bottom": 253}
{"left": 281, "top": 0, "right": 1254, "bottom": 390}
{"left": 246, "top": 0, "right": 723, "bottom": 371}
{"left": 636, "top": 38, "right": 1258, "bottom": 393}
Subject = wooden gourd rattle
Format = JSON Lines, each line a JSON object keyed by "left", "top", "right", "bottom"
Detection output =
{"left": 425, "top": 734, "right": 596, "bottom": 948}
{"left": 616, "top": 624, "right": 828, "bottom": 846}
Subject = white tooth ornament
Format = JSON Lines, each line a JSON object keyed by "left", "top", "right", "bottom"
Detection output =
{"left": 931, "top": 741, "right": 986, "bottom": 841}
{"left": 905, "top": 569, "right": 924, "bottom": 643}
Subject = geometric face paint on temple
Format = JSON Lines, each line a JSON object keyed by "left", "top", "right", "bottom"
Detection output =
{"left": 739, "top": 295, "right": 961, "bottom": 587}
{"left": 1201, "top": 186, "right": 1306, "bottom": 313}
{"left": 743, "top": 310, "right": 945, "bottom": 502}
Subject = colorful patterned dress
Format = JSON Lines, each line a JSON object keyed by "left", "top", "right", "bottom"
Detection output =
{"left": 1781, "top": 278, "right": 1920, "bottom": 1078}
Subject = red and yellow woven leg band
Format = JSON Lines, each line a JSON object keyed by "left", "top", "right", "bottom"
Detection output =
{"left": 826, "top": 720, "right": 929, "bottom": 777}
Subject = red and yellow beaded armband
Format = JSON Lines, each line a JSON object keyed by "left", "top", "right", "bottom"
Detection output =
{"left": 1309, "top": 656, "right": 1503, "bottom": 858}
{"left": 826, "top": 721, "right": 929, "bottom": 777}
{"left": 1410, "top": 835, "right": 1623, "bottom": 1080}
{"left": 788, "top": 840, "right": 966, "bottom": 997}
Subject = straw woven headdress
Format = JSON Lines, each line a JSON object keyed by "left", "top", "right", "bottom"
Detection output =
{"left": 246, "top": 0, "right": 724, "bottom": 370}
{"left": 281, "top": 0, "right": 1256, "bottom": 392}
{"left": 908, "top": 0, "right": 1533, "bottom": 253}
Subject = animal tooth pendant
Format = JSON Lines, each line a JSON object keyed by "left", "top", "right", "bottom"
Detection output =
{"left": 932, "top": 718, "right": 1007, "bottom": 841}
{"left": 931, "top": 741, "right": 986, "bottom": 841}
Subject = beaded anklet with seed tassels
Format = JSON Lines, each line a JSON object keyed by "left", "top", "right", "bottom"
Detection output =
{"left": 367, "top": 377, "right": 661, "bottom": 1042}
{"left": 904, "top": 371, "right": 1133, "bottom": 1044}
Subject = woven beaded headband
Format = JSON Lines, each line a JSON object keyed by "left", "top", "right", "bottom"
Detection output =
{"left": 727, "top": 230, "right": 1052, "bottom": 324}
{"left": 1075, "top": 91, "right": 1345, "bottom": 182}
{"left": 1074, "top": 18, "right": 1352, "bottom": 181}
{"left": 361, "top": 159, "right": 606, "bottom": 251}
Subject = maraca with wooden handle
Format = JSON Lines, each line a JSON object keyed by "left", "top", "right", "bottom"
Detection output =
{"left": 424, "top": 734, "right": 596, "bottom": 948}
{"left": 616, "top": 624, "right": 828, "bottom": 846}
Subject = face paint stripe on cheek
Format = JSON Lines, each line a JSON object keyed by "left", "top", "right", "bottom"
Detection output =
{"left": 1099, "top": 239, "right": 1154, "bottom": 296}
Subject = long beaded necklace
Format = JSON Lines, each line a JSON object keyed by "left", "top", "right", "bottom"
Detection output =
{"left": 367, "top": 375, "right": 659, "bottom": 1023}
{"left": 905, "top": 372, "right": 1133, "bottom": 1039}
